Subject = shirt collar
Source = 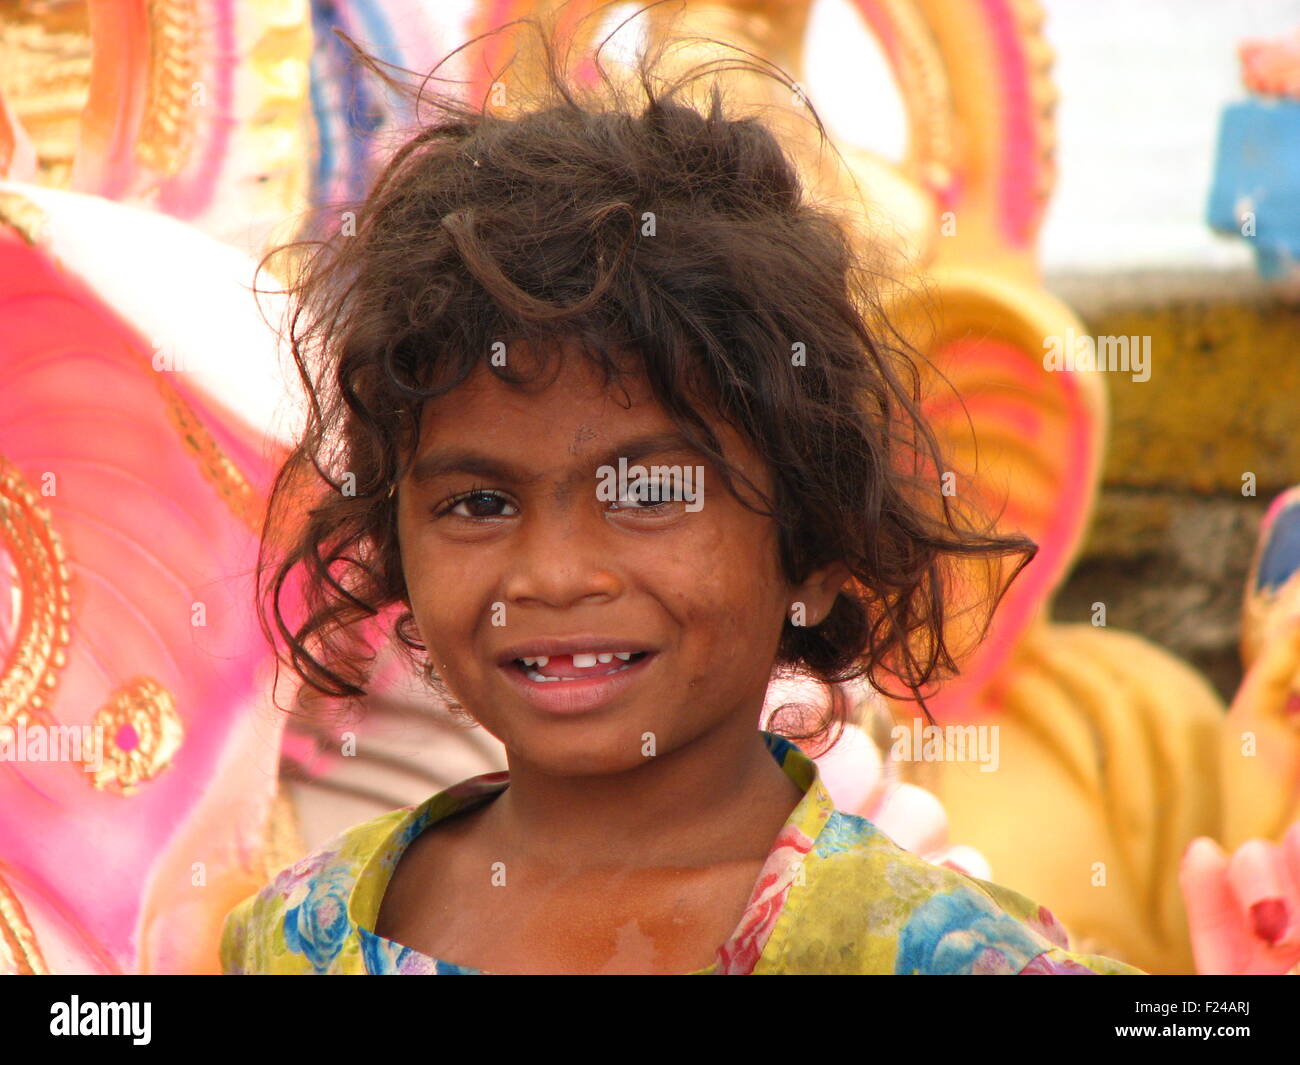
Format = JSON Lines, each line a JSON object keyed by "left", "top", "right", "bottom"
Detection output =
{"left": 712, "top": 732, "right": 836, "bottom": 973}
{"left": 348, "top": 730, "right": 837, "bottom": 974}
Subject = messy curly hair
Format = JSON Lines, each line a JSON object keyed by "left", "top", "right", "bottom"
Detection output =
{"left": 255, "top": 8, "right": 1036, "bottom": 751}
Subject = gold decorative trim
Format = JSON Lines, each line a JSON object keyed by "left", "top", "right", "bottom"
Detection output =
{"left": 0, "top": 871, "right": 48, "bottom": 975}
{"left": 880, "top": 0, "right": 956, "bottom": 191}
{"left": 0, "top": 188, "right": 49, "bottom": 246}
{"left": 135, "top": 0, "right": 200, "bottom": 177}
{"left": 84, "top": 676, "right": 183, "bottom": 794}
{"left": 152, "top": 373, "right": 266, "bottom": 535}
{"left": 0, "top": 1, "right": 93, "bottom": 187}
{"left": 0, "top": 455, "right": 71, "bottom": 728}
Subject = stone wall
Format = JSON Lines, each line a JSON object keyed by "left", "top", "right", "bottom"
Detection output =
{"left": 1047, "top": 271, "right": 1300, "bottom": 702}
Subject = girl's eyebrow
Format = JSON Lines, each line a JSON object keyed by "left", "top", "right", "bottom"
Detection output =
{"left": 408, "top": 430, "right": 705, "bottom": 488}
{"left": 408, "top": 448, "right": 542, "bottom": 488}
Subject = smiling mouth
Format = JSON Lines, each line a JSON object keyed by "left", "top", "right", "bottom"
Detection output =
{"left": 513, "top": 651, "right": 650, "bottom": 683}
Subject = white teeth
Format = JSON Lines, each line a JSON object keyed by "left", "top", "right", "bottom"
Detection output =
{"left": 523, "top": 664, "right": 634, "bottom": 683}
{"left": 516, "top": 650, "right": 645, "bottom": 683}
{"left": 520, "top": 651, "right": 638, "bottom": 667}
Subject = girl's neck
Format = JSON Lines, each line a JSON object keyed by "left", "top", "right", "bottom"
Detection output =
{"left": 470, "top": 720, "right": 804, "bottom": 876}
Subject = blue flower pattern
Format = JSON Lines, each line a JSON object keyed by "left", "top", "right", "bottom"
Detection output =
{"left": 283, "top": 862, "right": 354, "bottom": 973}
{"left": 895, "top": 888, "right": 1052, "bottom": 974}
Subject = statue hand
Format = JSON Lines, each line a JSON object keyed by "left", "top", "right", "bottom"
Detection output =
{"left": 1180, "top": 828, "right": 1300, "bottom": 974}
{"left": 1221, "top": 619, "right": 1300, "bottom": 843}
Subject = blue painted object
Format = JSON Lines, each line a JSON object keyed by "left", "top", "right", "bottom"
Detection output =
{"left": 1256, "top": 495, "right": 1300, "bottom": 593}
{"left": 1207, "top": 98, "right": 1300, "bottom": 278}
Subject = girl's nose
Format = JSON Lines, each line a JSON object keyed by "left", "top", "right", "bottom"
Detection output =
{"left": 500, "top": 509, "right": 623, "bottom": 609}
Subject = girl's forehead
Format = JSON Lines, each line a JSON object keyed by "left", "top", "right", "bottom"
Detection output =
{"left": 406, "top": 358, "right": 771, "bottom": 501}
{"left": 570, "top": 422, "right": 599, "bottom": 450}
{"left": 410, "top": 341, "right": 757, "bottom": 473}
{"left": 419, "top": 352, "right": 661, "bottom": 432}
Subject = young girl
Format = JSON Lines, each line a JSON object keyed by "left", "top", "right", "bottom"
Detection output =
{"left": 220, "top": 21, "right": 1142, "bottom": 976}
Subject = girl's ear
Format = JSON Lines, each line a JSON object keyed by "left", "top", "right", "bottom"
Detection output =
{"left": 790, "top": 561, "right": 852, "bottom": 627}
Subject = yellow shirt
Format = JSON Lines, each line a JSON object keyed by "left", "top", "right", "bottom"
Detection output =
{"left": 221, "top": 731, "right": 1143, "bottom": 974}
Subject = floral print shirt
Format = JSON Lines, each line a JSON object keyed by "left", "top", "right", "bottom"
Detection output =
{"left": 221, "top": 731, "right": 1143, "bottom": 975}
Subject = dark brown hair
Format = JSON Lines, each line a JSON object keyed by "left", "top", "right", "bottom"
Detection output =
{"left": 255, "top": 7, "right": 1036, "bottom": 752}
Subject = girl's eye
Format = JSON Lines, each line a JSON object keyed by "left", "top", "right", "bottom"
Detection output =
{"left": 441, "top": 489, "right": 517, "bottom": 519}
{"left": 609, "top": 480, "right": 684, "bottom": 511}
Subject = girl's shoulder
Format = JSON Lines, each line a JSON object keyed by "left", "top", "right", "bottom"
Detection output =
{"left": 221, "top": 770, "right": 511, "bottom": 974}
{"left": 219, "top": 804, "right": 418, "bottom": 975}
{"left": 773, "top": 808, "right": 1145, "bottom": 975}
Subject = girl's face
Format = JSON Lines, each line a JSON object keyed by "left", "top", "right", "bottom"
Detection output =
{"left": 396, "top": 344, "right": 845, "bottom": 775}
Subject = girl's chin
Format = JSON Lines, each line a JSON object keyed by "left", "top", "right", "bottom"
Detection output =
{"left": 495, "top": 724, "right": 669, "bottom": 778}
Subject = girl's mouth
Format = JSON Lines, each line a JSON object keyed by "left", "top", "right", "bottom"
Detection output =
{"left": 500, "top": 649, "right": 657, "bottom": 715}
{"left": 514, "top": 651, "right": 649, "bottom": 683}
